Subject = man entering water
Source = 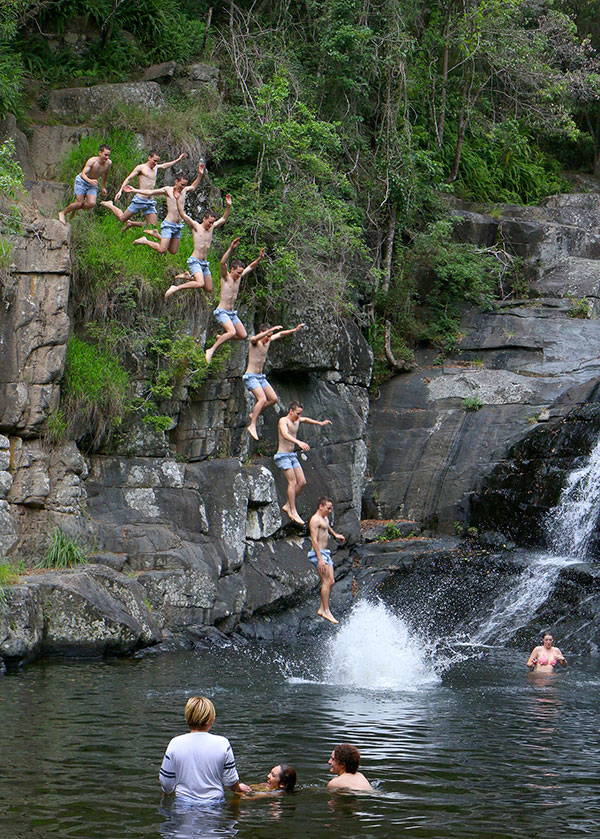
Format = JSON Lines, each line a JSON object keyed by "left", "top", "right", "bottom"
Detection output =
{"left": 308, "top": 496, "right": 345, "bottom": 624}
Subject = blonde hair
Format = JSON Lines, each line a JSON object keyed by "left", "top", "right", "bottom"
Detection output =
{"left": 185, "top": 696, "right": 216, "bottom": 730}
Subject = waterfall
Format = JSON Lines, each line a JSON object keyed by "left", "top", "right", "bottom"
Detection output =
{"left": 545, "top": 435, "right": 600, "bottom": 558}
{"left": 470, "top": 432, "right": 600, "bottom": 644}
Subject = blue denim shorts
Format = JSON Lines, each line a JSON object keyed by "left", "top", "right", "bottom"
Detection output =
{"left": 160, "top": 220, "right": 184, "bottom": 239}
{"left": 126, "top": 194, "right": 158, "bottom": 215}
{"left": 74, "top": 174, "right": 98, "bottom": 197}
{"left": 213, "top": 307, "right": 241, "bottom": 326}
{"left": 243, "top": 372, "right": 270, "bottom": 392}
{"left": 274, "top": 452, "right": 301, "bottom": 471}
{"left": 308, "top": 548, "right": 333, "bottom": 567}
{"left": 187, "top": 256, "right": 211, "bottom": 277}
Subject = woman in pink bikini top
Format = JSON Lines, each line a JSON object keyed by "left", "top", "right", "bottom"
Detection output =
{"left": 526, "top": 631, "right": 567, "bottom": 673}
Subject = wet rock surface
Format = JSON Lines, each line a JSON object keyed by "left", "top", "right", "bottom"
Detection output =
{"left": 367, "top": 194, "right": 600, "bottom": 532}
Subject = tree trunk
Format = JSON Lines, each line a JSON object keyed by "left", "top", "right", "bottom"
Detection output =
{"left": 381, "top": 206, "right": 397, "bottom": 296}
{"left": 384, "top": 321, "right": 415, "bottom": 373}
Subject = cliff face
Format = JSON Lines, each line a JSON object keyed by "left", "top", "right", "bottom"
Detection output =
{"left": 0, "top": 83, "right": 373, "bottom": 663}
{"left": 365, "top": 194, "right": 600, "bottom": 533}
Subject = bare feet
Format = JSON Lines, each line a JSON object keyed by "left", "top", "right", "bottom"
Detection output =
{"left": 205, "top": 345, "right": 215, "bottom": 364}
{"left": 282, "top": 503, "right": 304, "bottom": 525}
{"left": 144, "top": 228, "right": 161, "bottom": 240}
{"left": 133, "top": 236, "right": 147, "bottom": 246}
{"left": 247, "top": 423, "right": 259, "bottom": 441}
{"left": 317, "top": 609, "right": 339, "bottom": 624}
{"left": 164, "top": 285, "right": 178, "bottom": 299}
{"left": 99, "top": 200, "right": 113, "bottom": 208}
{"left": 175, "top": 271, "right": 191, "bottom": 280}
{"left": 58, "top": 211, "right": 67, "bottom": 224}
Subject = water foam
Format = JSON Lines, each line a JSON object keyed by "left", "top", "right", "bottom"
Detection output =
{"left": 321, "top": 600, "right": 440, "bottom": 690}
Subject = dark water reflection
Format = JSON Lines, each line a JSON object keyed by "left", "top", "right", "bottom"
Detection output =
{"left": 1, "top": 645, "right": 599, "bottom": 839}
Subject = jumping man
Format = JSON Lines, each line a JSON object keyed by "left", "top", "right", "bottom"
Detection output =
{"left": 100, "top": 150, "right": 187, "bottom": 231}
{"left": 244, "top": 322, "right": 305, "bottom": 440}
{"left": 58, "top": 144, "right": 111, "bottom": 224}
{"left": 275, "top": 401, "right": 332, "bottom": 525}
{"left": 308, "top": 497, "right": 345, "bottom": 624}
{"left": 165, "top": 192, "right": 232, "bottom": 299}
{"left": 123, "top": 161, "right": 205, "bottom": 255}
{"left": 205, "top": 238, "right": 266, "bottom": 364}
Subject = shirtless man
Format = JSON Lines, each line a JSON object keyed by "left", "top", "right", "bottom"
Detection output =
{"left": 244, "top": 322, "right": 305, "bottom": 440}
{"left": 309, "top": 496, "right": 345, "bottom": 624}
{"left": 205, "top": 238, "right": 266, "bottom": 363}
{"left": 100, "top": 150, "right": 187, "bottom": 231}
{"left": 122, "top": 162, "right": 205, "bottom": 255}
{"left": 164, "top": 191, "right": 232, "bottom": 299}
{"left": 275, "top": 401, "right": 332, "bottom": 525}
{"left": 58, "top": 144, "right": 111, "bottom": 224}
{"left": 327, "top": 744, "right": 372, "bottom": 791}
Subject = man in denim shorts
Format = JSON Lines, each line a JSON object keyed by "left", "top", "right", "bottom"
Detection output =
{"left": 165, "top": 190, "right": 232, "bottom": 299}
{"left": 308, "top": 496, "right": 345, "bottom": 623}
{"left": 101, "top": 149, "right": 186, "bottom": 231}
{"left": 275, "top": 401, "right": 332, "bottom": 525}
{"left": 122, "top": 162, "right": 204, "bottom": 256}
{"left": 58, "top": 144, "right": 111, "bottom": 224}
{"left": 244, "top": 322, "right": 305, "bottom": 440}
{"left": 205, "top": 237, "right": 266, "bottom": 363}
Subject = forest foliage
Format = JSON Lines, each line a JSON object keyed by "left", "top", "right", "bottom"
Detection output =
{"left": 4, "top": 0, "right": 600, "bottom": 392}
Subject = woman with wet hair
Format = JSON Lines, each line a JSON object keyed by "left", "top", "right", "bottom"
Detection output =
{"left": 239, "top": 764, "right": 297, "bottom": 798}
{"left": 526, "top": 631, "right": 567, "bottom": 673}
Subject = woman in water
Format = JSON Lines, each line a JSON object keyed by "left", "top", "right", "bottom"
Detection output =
{"left": 240, "top": 764, "right": 297, "bottom": 798}
{"left": 526, "top": 631, "right": 567, "bottom": 673}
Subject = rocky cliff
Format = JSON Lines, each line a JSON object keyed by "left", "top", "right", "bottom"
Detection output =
{"left": 365, "top": 193, "right": 600, "bottom": 534}
{"left": 0, "top": 79, "right": 372, "bottom": 665}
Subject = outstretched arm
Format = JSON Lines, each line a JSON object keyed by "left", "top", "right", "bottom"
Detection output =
{"left": 176, "top": 193, "right": 197, "bottom": 230}
{"left": 123, "top": 185, "right": 169, "bottom": 197}
{"left": 270, "top": 323, "right": 305, "bottom": 342}
{"left": 116, "top": 163, "right": 143, "bottom": 200}
{"left": 250, "top": 325, "right": 283, "bottom": 344}
{"left": 187, "top": 161, "right": 205, "bottom": 191}
{"left": 213, "top": 194, "right": 232, "bottom": 229}
{"left": 221, "top": 237, "right": 240, "bottom": 279}
{"left": 556, "top": 648, "right": 567, "bottom": 667}
{"left": 300, "top": 417, "right": 332, "bottom": 427}
{"left": 157, "top": 152, "right": 187, "bottom": 170}
{"left": 242, "top": 247, "right": 267, "bottom": 278}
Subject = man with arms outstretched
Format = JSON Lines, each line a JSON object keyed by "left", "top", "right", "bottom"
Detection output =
{"left": 101, "top": 150, "right": 186, "bottom": 231}
{"left": 165, "top": 192, "right": 232, "bottom": 299}
{"left": 122, "top": 161, "right": 205, "bottom": 255}
{"left": 309, "top": 496, "right": 345, "bottom": 624}
{"left": 58, "top": 144, "right": 111, "bottom": 224}
{"left": 275, "top": 401, "right": 332, "bottom": 525}
{"left": 205, "top": 238, "right": 266, "bottom": 364}
{"left": 244, "top": 322, "right": 305, "bottom": 440}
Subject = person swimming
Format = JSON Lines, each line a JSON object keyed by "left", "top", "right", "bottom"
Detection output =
{"left": 238, "top": 764, "right": 297, "bottom": 798}
{"left": 526, "top": 631, "right": 567, "bottom": 673}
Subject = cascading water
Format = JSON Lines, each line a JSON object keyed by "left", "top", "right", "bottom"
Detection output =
{"left": 546, "top": 434, "right": 600, "bottom": 558}
{"left": 471, "top": 431, "right": 600, "bottom": 644}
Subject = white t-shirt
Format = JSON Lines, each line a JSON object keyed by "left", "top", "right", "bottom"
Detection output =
{"left": 159, "top": 731, "right": 240, "bottom": 803}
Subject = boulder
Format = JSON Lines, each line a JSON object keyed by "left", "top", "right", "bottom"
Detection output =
{"left": 141, "top": 61, "right": 177, "bottom": 82}
{"left": 27, "top": 565, "right": 161, "bottom": 656}
{"left": 28, "top": 125, "right": 91, "bottom": 181}
{"left": 48, "top": 82, "right": 165, "bottom": 117}
{"left": 0, "top": 584, "right": 43, "bottom": 660}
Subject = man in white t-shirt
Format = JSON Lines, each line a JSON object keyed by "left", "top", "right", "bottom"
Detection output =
{"left": 159, "top": 696, "right": 251, "bottom": 803}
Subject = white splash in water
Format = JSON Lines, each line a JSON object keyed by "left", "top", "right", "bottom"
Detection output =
{"left": 321, "top": 600, "right": 440, "bottom": 690}
{"left": 546, "top": 435, "right": 600, "bottom": 558}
